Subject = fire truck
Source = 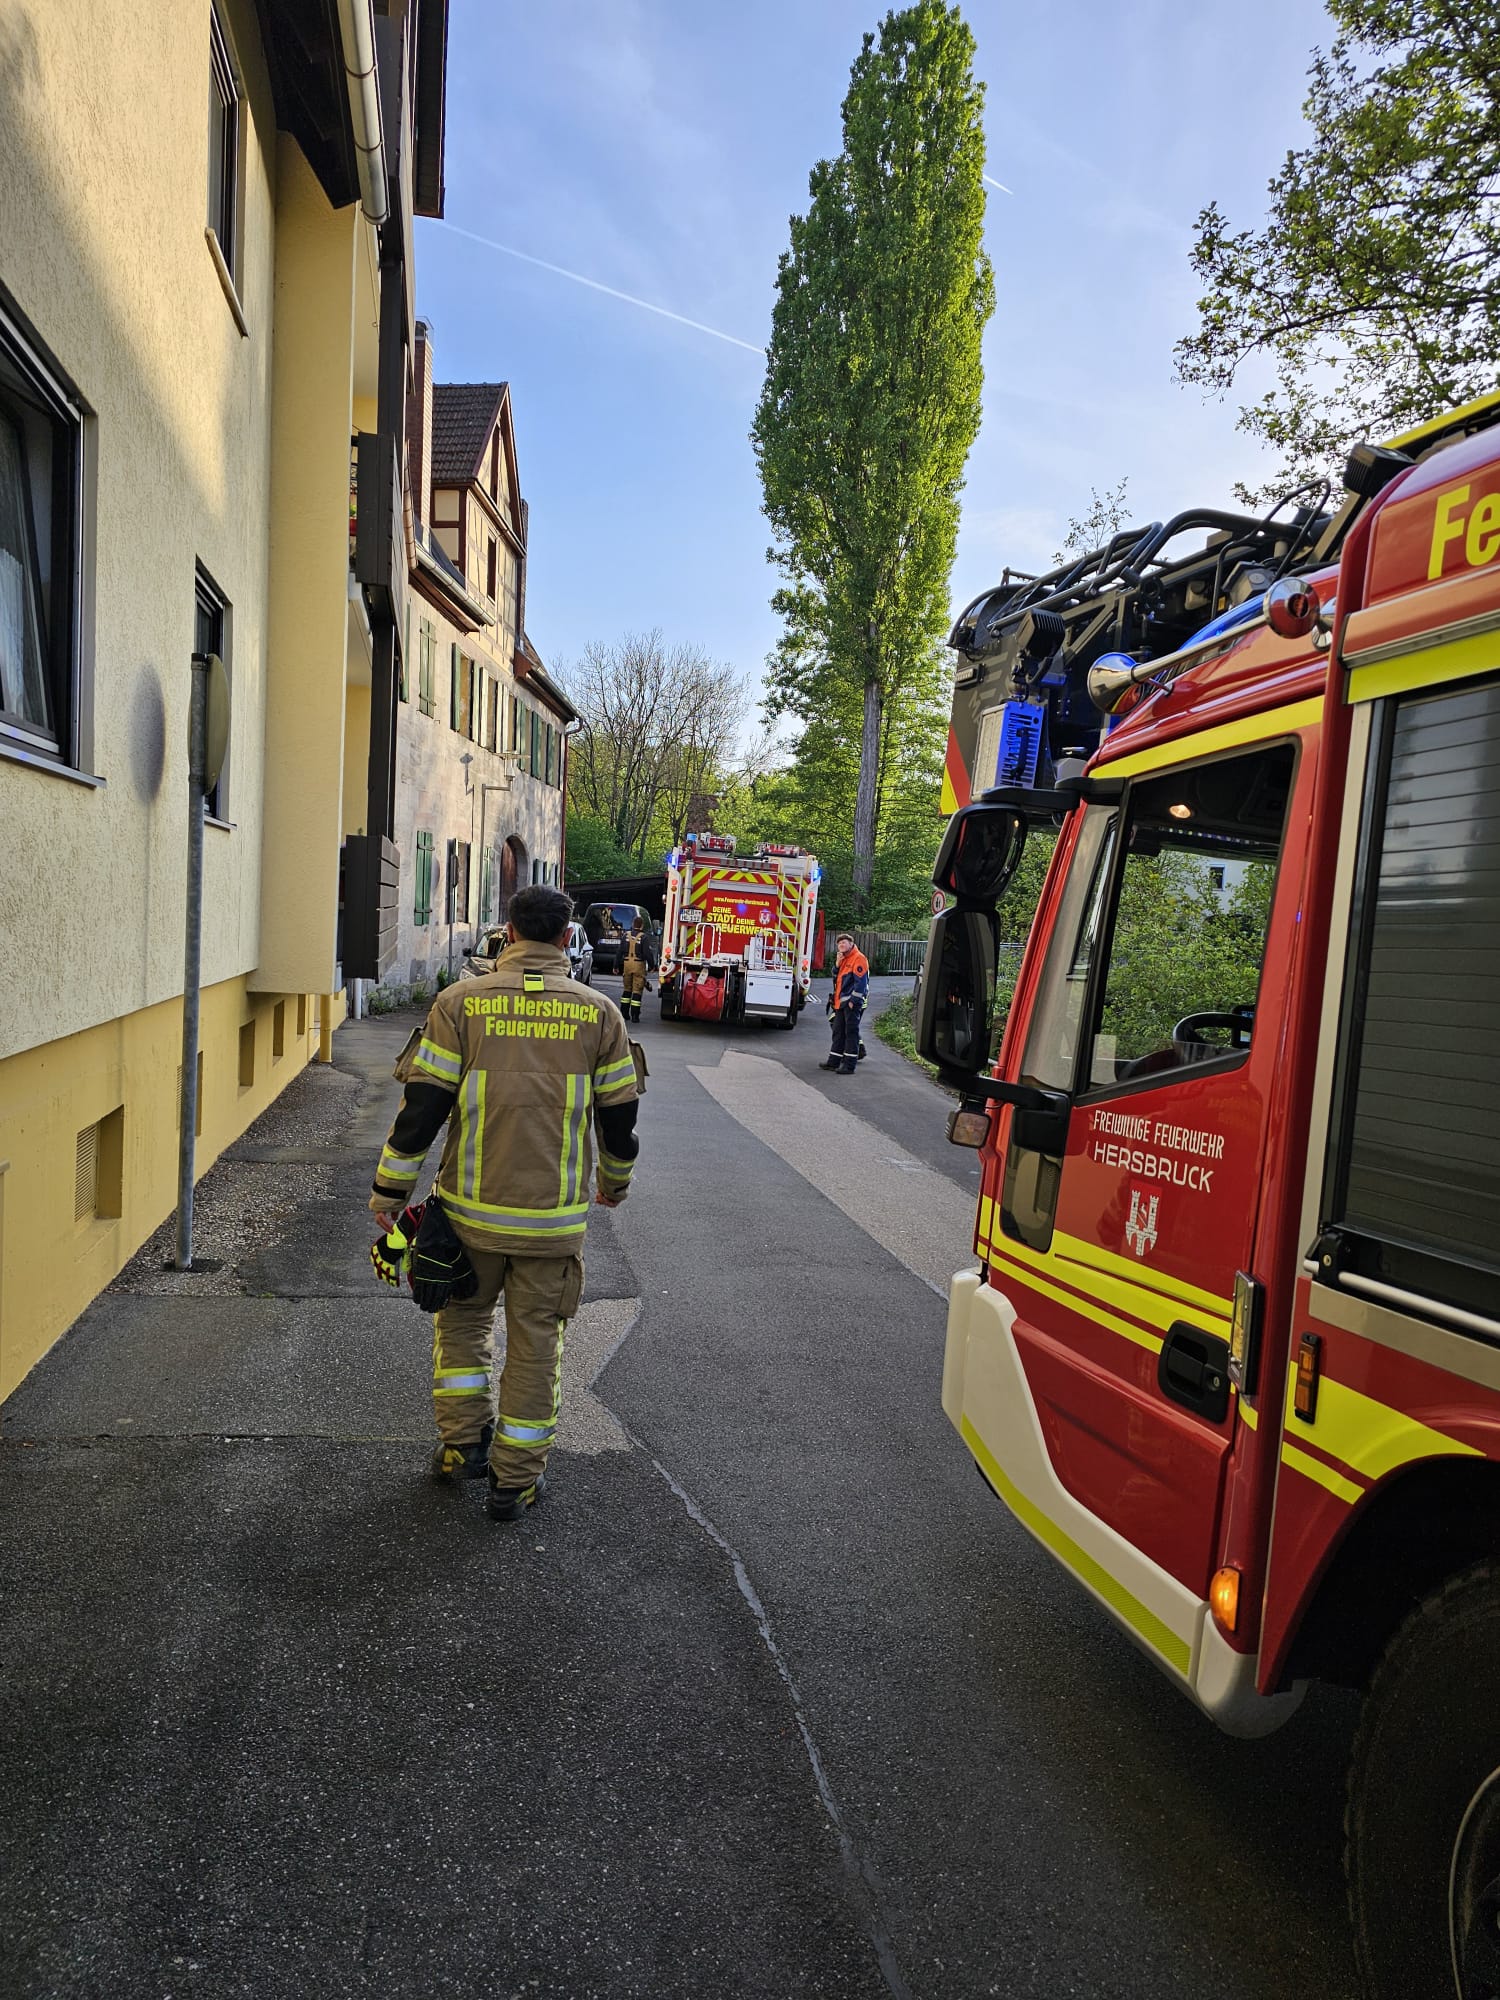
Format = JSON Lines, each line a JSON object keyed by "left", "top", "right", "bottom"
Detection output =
{"left": 657, "top": 833, "right": 822, "bottom": 1029}
{"left": 917, "top": 392, "right": 1500, "bottom": 2000}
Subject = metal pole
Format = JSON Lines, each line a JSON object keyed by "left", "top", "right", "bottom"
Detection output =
{"left": 175, "top": 653, "right": 208, "bottom": 1271}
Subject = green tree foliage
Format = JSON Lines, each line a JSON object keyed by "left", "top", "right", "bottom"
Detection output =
{"left": 562, "top": 809, "right": 639, "bottom": 886}
{"left": 1097, "top": 852, "right": 1275, "bottom": 1064}
{"left": 752, "top": 1, "right": 994, "bottom": 911}
{"left": 1177, "top": 0, "right": 1500, "bottom": 497}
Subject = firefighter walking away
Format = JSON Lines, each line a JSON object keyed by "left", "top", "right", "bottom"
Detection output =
{"left": 620, "top": 917, "right": 654, "bottom": 1024}
{"left": 370, "top": 886, "right": 641, "bottom": 1521}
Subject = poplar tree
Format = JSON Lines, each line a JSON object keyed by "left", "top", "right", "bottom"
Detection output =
{"left": 752, "top": 1, "right": 993, "bottom": 911}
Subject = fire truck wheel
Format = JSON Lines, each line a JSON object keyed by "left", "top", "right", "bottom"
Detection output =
{"left": 1345, "top": 1560, "right": 1500, "bottom": 2000}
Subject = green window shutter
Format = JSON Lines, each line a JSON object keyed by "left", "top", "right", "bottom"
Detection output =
{"left": 419, "top": 622, "right": 434, "bottom": 716}
{"left": 414, "top": 830, "right": 431, "bottom": 926}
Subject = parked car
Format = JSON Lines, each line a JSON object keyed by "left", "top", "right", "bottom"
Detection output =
{"left": 565, "top": 921, "right": 594, "bottom": 984}
{"left": 462, "top": 922, "right": 592, "bottom": 983}
{"left": 581, "top": 902, "right": 659, "bottom": 976}
{"left": 462, "top": 927, "right": 506, "bottom": 978}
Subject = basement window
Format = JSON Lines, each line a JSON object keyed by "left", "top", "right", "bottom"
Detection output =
{"left": 75, "top": 1107, "right": 123, "bottom": 1223}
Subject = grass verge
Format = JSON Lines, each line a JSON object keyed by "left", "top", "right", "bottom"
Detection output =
{"left": 874, "top": 993, "right": 944, "bottom": 1083}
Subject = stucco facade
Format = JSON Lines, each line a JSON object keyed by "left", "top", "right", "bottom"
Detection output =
{"left": 0, "top": 1, "right": 445, "bottom": 1398}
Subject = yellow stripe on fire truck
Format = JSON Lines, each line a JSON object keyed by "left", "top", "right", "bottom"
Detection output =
{"left": 1099, "top": 697, "right": 1321, "bottom": 780}
{"left": 977, "top": 1200, "right": 1232, "bottom": 1348}
{"left": 1277, "top": 1362, "right": 1481, "bottom": 1505}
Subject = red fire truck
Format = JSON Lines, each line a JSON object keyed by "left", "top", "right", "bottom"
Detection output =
{"left": 917, "top": 393, "right": 1500, "bottom": 1999}
{"left": 658, "top": 833, "right": 822, "bottom": 1029}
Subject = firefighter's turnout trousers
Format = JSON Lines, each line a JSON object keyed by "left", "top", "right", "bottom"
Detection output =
{"left": 620, "top": 940, "right": 647, "bottom": 1022}
{"left": 432, "top": 1246, "right": 585, "bottom": 1488}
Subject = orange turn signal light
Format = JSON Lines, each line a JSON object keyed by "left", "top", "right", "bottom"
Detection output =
{"left": 1210, "top": 1566, "right": 1241, "bottom": 1635}
{"left": 947, "top": 1106, "right": 990, "bottom": 1149}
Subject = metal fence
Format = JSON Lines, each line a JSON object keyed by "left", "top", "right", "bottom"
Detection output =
{"left": 848, "top": 929, "right": 926, "bottom": 975}
{"left": 841, "top": 930, "right": 1028, "bottom": 986}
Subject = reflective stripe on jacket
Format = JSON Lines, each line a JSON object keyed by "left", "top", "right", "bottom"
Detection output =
{"left": 833, "top": 948, "right": 870, "bottom": 1010}
{"left": 377, "top": 941, "right": 639, "bottom": 1254}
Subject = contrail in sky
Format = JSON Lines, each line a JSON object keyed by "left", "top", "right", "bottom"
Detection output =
{"left": 983, "top": 174, "right": 1013, "bottom": 194}
{"left": 433, "top": 221, "right": 766, "bottom": 356}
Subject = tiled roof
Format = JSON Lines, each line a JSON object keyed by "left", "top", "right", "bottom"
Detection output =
{"left": 430, "top": 382, "right": 505, "bottom": 484}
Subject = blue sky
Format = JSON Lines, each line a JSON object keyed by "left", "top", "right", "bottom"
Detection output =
{"left": 415, "top": 0, "right": 1337, "bottom": 704}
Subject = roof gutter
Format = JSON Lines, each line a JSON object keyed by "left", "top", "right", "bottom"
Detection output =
{"left": 334, "top": 0, "right": 388, "bottom": 225}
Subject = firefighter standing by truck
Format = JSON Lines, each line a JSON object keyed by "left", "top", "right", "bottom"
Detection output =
{"left": 369, "top": 886, "right": 641, "bottom": 1521}
{"left": 619, "top": 917, "right": 654, "bottom": 1025}
{"left": 821, "top": 932, "right": 869, "bottom": 1075}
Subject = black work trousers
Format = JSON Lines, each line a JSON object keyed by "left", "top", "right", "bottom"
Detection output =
{"left": 829, "top": 1003, "right": 862, "bottom": 1070}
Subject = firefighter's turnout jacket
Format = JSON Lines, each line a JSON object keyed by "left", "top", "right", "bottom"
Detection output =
{"left": 620, "top": 928, "right": 653, "bottom": 996}
{"left": 372, "top": 940, "right": 640, "bottom": 1253}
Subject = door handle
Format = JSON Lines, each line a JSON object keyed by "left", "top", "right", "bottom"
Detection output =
{"left": 1157, "top": 1321, "right": 1231, "bottom": 1424}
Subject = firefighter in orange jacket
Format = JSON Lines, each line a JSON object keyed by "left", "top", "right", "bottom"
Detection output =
{"left": 821, "top": 932, "right": 869, "bottom": 1075}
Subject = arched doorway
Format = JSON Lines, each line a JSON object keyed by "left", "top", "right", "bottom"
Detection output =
{"left": 500, "top": 836, "right": 526, "bottom": 917}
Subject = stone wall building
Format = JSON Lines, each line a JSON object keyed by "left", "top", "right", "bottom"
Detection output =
{"left": 389, "top": 326, "right": 575, "bottom": 988}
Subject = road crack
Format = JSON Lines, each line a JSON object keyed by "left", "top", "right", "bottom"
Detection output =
{"left": 622, "top": 1426, "right": 914, "bottom": 2000}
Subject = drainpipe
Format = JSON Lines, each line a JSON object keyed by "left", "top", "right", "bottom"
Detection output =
{"left": 174, "top": 654, "right": 209, "bottom": 1270}
{"left": 334, "top": 0, "right": 388, "bottom": 226}
{"left": 560, "top": 719, "right": 579, "bottom": 891}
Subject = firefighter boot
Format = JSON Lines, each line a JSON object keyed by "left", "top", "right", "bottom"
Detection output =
{"left": 430, "top": 1420, "right": 494, "bottom": 1483}
{"left": 486, "top": 1469, "right": 547, "bottom": 1522}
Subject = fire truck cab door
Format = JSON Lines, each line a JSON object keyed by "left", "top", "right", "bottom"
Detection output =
{"left": 990, "top": 736, "right": 1303, "bottom": 1598}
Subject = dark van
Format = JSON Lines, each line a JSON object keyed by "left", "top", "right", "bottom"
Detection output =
{"left": 582, "top": 902, "right": 657, "bottom": 976}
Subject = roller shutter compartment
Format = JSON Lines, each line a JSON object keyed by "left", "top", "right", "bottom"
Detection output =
{"left": 1332, "top": 673, "right": 1500, "bottom": 1323}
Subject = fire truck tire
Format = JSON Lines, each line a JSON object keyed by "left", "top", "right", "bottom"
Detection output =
{"left": 1345, "top": 1560, "right": 1500, "bottom": 2000}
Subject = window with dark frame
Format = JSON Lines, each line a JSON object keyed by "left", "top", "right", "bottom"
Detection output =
{"left": 0, "top": 302, "right": 83, "bottom": 764}
{"left": 207, "top": 4, "right": 240, "bottom": 276}
{"left": 194, "top": 567, "right": 230, "bottom": 820}
{"left": 445, "top": 838, "right": 470, "bottom": 926}
{"left": 1084, "top": 746, "right": 1292, "bottom": 1090}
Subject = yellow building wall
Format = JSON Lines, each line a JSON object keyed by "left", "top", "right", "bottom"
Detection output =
{"left": 0, "top": 8, "right": 373, "bottom": 1397}
{"left": 0, "top": 0, "right": 279, "bottom": 1063}
{"left": 251, "top": 135, "right": 361, "bottom": 996}
{"left": 343, "top": 683, "right": 372, "bottom": 836}
{"left": 0, "top": 978, "right": 328, "bottom": 1401}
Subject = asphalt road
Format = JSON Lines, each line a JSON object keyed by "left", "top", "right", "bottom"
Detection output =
{"left": 596, "top": 976, "right": 1363, "bottom": 2000}
{"left": 0, "top": 975, "right": 1362, "bottom": 1999}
